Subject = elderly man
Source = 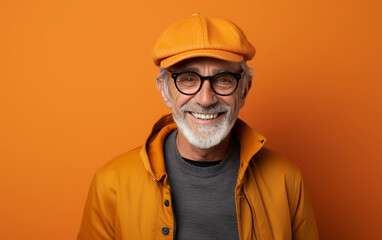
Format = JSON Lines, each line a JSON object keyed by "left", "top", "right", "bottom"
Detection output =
{"left": 77, "top": 14, "right": 319, "bottom": 240}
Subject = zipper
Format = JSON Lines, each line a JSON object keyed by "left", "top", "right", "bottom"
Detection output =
{"left": 243, "top": 189, "right": 257, "bottom": 240}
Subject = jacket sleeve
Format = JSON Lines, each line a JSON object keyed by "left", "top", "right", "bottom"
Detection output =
{"left": 288, "top": 171, "right": 319, "bottom": 240}
{"left": 77, "top": 170, "right": 117, "bottom": 240}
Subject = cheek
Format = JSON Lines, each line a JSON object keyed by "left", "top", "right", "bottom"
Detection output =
{"left": 170, "top": 90, "right": 192, "bottom": 110}
{"left": 167, "top": 84, "right": 180, "bottom": 104}
{"left": 234, "top": 89, "right": 246, "bottom": 109}
{"left": 227, "top": 94, "right": 242, "bottom": 112}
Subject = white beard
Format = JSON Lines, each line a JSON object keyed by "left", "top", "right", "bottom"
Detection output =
{"left": 172, "top": 103, "right": 239, "bottom": 149}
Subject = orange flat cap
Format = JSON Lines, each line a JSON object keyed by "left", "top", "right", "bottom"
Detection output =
{"left": 152, "top": 14, "right": 256, "bottom": 68}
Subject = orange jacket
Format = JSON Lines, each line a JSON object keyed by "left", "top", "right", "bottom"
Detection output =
{"left": 77, "top": 115, "right": 319, "bottom": 240}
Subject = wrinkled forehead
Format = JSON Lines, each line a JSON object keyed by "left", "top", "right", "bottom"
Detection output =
{"left": 168, "top": 57, "right": 242, "bottom": 74}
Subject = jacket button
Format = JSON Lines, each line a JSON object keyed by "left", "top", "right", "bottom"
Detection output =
{"left": 161, "top": 227, "right": 169, "bottom": 235}
{"left": 164, "top": 200, "right": 170, "bottom": 207}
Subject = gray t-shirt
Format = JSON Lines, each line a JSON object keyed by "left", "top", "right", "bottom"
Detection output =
{"left": 164, "top": 130, "right": 240, "bottom": 240}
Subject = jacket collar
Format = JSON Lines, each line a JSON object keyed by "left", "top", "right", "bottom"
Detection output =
{"left": 140, "top": 114, "right": 266, "bottom": 182}
{"left": 232, "top": 118, "right": 266, "bottom": 184}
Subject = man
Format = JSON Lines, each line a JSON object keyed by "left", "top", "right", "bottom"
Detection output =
{"left": 77, "top": 14, "right": 319, "bottom": 240}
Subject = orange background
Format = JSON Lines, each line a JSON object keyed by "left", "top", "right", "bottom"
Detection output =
{"left": 1, "top": 0, "right": 381, "bottom": 239}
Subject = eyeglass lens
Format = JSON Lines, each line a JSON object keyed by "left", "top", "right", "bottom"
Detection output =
{"left": 176, "top": 72, "right": 238, "bottom": 95}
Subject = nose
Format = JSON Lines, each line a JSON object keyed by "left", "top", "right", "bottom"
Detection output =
{"left": 193, "top": 79, "right": 218, "bottom": 107}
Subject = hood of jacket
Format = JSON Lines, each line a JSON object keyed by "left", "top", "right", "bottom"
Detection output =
{"left": 139, "top": 114, "right": 266, "bottom": 184}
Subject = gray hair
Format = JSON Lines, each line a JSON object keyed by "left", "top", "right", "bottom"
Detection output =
{"left": 157, "top": 60, "right": 254, "bottom": 99}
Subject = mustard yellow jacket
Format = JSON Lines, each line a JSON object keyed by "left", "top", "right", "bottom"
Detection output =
{"left": 77, "top": 115, "right": 319, "bottom": 240}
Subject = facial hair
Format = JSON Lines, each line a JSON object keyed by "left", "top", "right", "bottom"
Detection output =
{"left": 172, "top": 103, "right": 239, "bottom": 149}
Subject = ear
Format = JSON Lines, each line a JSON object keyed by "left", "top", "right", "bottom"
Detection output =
{"left": 156, "top": 76, "right": 172, "bottom": 109}
{"left": 239, "top": 79, "right": 252, "bottom": 108}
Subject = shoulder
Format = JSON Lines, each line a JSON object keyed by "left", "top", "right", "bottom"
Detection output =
{"left": 249, "top": 147, "right": 306, "bottom": 212}
{"left": 251, "top": 147, "right": 303, "bottom": 184}
{"left": 248, "top": 148, "right": 319, "bottom": 239}
{"left": 94, "top": 146, "right": 146, "bottom": 189}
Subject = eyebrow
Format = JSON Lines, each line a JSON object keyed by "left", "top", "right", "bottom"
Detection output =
{"left": 172, "top": 68, "right": 239, "bottom": 75}
{"left": 214, "top": 69, "right": 236, "bottom": 74}
{"left": 175, "top": 67, "right": 199, "bottom": 73}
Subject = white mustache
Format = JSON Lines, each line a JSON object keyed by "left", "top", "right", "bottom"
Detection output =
{"left": 180, "top": 103, "right": 230, "bottom": 114}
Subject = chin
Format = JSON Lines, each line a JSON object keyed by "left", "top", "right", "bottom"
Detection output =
{"left": 172, "top": 102, "right": 240, "bottom": 149}
{"left": 174, "top": 113, "right": 236, "bottom": 149}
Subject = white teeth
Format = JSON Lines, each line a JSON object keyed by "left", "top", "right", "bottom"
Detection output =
{"left": 191, "top": 112, "right": 219, "bottom": 120}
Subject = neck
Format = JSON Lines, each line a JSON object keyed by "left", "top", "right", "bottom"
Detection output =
{"left": 175, "top": 130, "right": 231, "bottom": 162}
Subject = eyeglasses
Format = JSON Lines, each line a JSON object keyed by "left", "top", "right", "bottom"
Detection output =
{"left": 167, "top": 70, "right": 242, "bottom": 96}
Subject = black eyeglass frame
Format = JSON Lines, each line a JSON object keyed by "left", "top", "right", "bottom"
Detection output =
{"left": 167, "top": 70, "right": 243, "bottom": 96}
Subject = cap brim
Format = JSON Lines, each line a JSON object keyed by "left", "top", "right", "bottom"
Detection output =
{"left": 160, "top": 49, "right": 244, "bottom": 68}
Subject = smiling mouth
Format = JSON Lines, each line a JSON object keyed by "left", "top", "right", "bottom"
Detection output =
{"left": 190, "top": 112, "right": 220, "bottom": 120}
